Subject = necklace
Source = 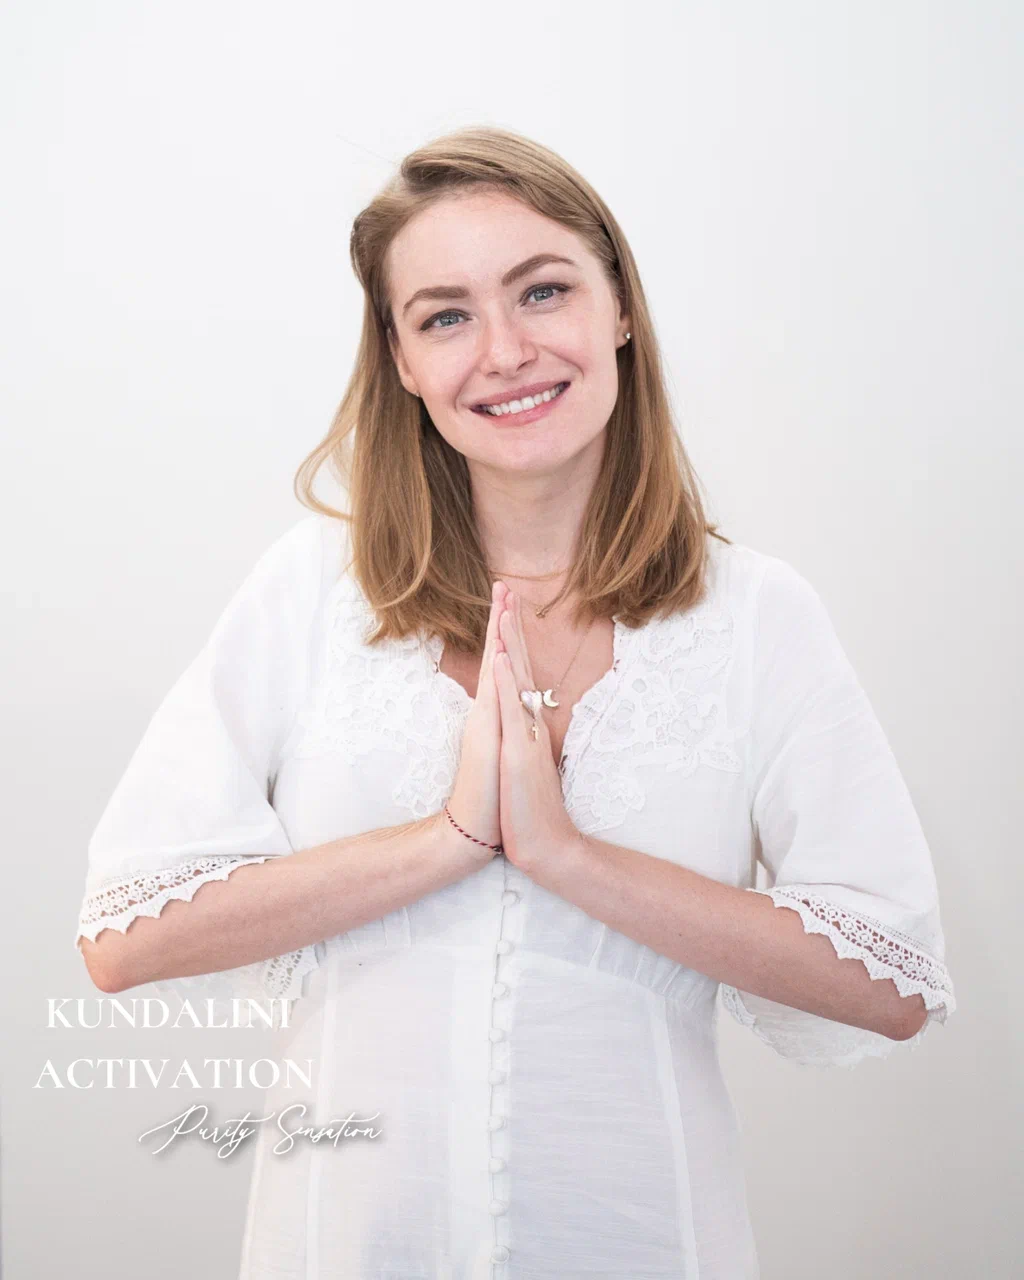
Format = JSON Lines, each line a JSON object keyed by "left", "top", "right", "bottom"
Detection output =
{"left": 534, "top": 615, "right": 596, "bottom": 707}
{"left": 488, "top": 565, "right": 570, "bottom": 619}
{"left": 486, "top": 555, "right": 591, "bottom": 706}
{"left": 487, "top": 562, "right": 593, "bottom": 703}
{"left": 489, "top": 565, "right": 569, "bottom": 582}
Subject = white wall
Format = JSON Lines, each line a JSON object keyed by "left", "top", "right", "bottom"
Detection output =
{"left": 1, "top": 2, "right": 1019, "bottom": 1276}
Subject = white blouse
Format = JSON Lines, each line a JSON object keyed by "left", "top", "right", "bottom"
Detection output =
{"left": 76, "top": 513, "right": 956, "bottom": 1279}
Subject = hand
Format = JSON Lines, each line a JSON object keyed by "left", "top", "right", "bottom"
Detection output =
{"left": 492, "top": 587, "right": 583, "bottom": 874}
{"left": 441, "top": 580, "right": 507, "bottom": 867}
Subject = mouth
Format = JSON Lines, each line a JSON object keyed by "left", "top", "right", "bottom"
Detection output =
{"left": 470, "top": 380, "right": 571, "bottom": 423}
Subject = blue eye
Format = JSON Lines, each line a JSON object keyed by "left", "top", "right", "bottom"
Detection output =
{"left": 421, "top": 282, "right": 573, "bottom": 332}
{"left": 524, "top": 283, "right": 563, "bottom": 305}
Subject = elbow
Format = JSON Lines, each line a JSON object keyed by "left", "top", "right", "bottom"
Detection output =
{"left": 886, "top": 996, "right": 930, "bottom": 1042}
{"left": 79, "top": 936, "right": 131, "bottom": 995}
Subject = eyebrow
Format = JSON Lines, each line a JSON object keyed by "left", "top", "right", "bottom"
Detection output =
{"left": 400, "top": 253, "right": 580, "bottom": 319}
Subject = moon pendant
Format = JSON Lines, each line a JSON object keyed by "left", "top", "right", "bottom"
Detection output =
{"left": 542, "top": 689, "right": 559, "bottom": 707}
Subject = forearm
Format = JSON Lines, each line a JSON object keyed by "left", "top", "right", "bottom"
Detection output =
{"left": 79, "top": 812, "right": 483, "bottom": 994}
{"left": 533, "top": 834, "right": 928, "bottom": 1041}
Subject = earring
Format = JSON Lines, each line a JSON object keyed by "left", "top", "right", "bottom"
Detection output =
{"left": 625, "top": 332, "right": 631, "bottom": 341}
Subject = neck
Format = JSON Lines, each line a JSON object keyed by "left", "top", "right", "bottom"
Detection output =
{"left": 470, "top": 448, "right": 599, "bottom": 579}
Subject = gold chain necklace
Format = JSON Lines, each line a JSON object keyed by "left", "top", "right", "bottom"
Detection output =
{"left": 533, "top": 616, "right": 596, "bottom": 707}
{"left": 488, "top": 565, "right": 569, "bottom": 619}
{"left": 488, "top": 566, "right": 594, "bottom": 708}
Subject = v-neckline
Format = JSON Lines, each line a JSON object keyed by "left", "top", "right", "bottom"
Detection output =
{"left": 424, "top": 615, "right": 627, "bottom": 775}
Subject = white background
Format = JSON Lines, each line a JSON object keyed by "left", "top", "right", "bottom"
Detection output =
{"left": 1, "top": 1, "right": 1020, "bottom": 1276}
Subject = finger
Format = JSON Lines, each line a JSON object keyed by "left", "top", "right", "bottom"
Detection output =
{"left": 513, "top": 587, "right": 536, "bottom": 688}
{"left": 492, "top": 649, "right": 526, "bottom": 744}
{"left": 500, "top": 596, "right": 532, "bottom": 695}
{"left": 501, "top": 594, "right": 549, "bottom": 740}
{"left": 484, "top": 580, "right": 505, "bottom": 657}
{"left": 512, "top": 592, "right": 542, "bottom": 718}
{"left": 496, "top": 607, "right": 551, "bottom": 747}
{"left": 478, "top": 580, "right": 507, "bottom": 699}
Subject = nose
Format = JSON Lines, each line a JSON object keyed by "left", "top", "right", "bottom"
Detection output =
{"left": 477, "top": 306, "right": 536, "bottom": 375}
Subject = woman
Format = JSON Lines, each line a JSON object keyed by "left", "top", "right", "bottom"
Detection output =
{"left": 76, "top": 126, "right": 955, "bottom": 1278}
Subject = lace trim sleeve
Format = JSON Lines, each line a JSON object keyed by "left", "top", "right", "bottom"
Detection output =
{"left": 719, "top": 885, "right": 956, "bottom": 1069}
{"left": 75, "top": 856, "right": 321, "bottom": 1029}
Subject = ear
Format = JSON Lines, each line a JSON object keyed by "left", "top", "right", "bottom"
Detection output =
{"left": 388, "top": 327, "right": 420, "bottom": 398}
{"left": 616, "top": 304, "right": 632, "bottom": 349}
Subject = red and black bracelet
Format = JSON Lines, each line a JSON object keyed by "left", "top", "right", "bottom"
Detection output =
{"left": 443, "top": 804, "right": 503, "bottom": 855}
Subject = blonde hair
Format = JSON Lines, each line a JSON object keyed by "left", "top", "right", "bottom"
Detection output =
{"left": 294, "top": 125, "right": 730, "bottom": 653}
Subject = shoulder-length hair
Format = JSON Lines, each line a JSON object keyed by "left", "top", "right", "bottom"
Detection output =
{"left": 294, "top": 125, "right": 730, "bottom": 654}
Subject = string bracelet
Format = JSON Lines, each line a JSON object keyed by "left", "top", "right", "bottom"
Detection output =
{"left": 443, "top": 804, "right": 503, "bottom": 855}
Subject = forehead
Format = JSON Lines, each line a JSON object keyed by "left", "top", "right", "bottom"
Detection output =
{"left": 387, "top": 191, "right": 593, "bottom": 291}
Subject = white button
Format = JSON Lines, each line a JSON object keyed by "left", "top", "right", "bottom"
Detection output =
{"left": 486, "top": 1115, "right": 504, "bottom": 1131}
{"left": 488, "top": 1156, "right": 506, "bottom": 1173}
{"left": 491, "top": 1246, "right": 510, "bottom": 1263}
{"left": 488, "top": 1027, "right": 504, "bottom": 1042}
{"left": 489, "top": 1198, "right": 508, "bottom": 1216}
{"left": 491, "top": 982, "right": 508, "bottom": 998}
{"left": 488, "top": 1068, "right": 505, "bottom": 1084}
{"left": 501, "top": 890, "right": 519, "bottom": 906}
{"left": 496, "top": 940, "right": 514, "bottom": 955}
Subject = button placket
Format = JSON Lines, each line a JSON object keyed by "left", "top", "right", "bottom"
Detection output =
{"left": 486, "top": 865, "right": 522, "bottom": 1269}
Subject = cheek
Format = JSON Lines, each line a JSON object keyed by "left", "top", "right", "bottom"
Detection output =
{"left": 429, "top": 355, "right": 478, "bottom": 404}
{"left": 569, "top": 339, "right": 618, "bottom": 395}
{"left": 416, "top": 379, "right": 459, "bottom": 417}
{"left": 554, "top": 316, "right": 609, "bottom": 373}
{"left": 552, "top": 315, "right": 592, "bottom": 354}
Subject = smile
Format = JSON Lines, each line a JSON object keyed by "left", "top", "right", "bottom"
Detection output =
{"left": 471, "top": 381, "right": 571, "bottom": 420}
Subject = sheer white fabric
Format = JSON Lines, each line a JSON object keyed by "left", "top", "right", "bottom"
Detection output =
{"left": 75, "top": 516, "right": 329, "bottom": 1027}
{"left": 717, "top": 555, "right": 955, "bottom": 1067}
{"left": 75, "top": 514, "right": 955, "bottom": 1278}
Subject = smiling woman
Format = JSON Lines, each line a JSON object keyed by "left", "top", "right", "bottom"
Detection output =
{"left": 380, "top": 186, "right": 637, "bottom": 560}
{"left": 76, "top": 124, "right": 954, "bottom": 1280}
{"left": 300, "top": 140, "right": 709, "bottom": 654}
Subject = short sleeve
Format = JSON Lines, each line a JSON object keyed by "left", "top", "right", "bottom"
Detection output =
{"left": 719, "top": 556, "right": 956, "bottom": 1068}
{"left": 75, "top": 514, "right": 330, "bottom": 1025}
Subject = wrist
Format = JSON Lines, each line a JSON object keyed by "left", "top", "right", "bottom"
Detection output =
{"left": 525, "top": 825, "right": 591, "bottom": 888}
{"left": 433, "top": 805, "right": 501, "bottom": 868}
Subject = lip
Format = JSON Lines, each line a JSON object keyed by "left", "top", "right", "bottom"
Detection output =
{"left": 470, "top": 380, "right": 571, "bottom": 426}
{"left": 471, "top": 379, "right": 569, "bottom": 411}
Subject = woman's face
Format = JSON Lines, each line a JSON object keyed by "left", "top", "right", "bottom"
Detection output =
{"left": 387, "top": 190, "right": 630, "bottom": 479}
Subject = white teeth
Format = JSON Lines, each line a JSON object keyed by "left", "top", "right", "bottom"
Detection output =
{"left": 479, "top": 382, "right": 567, "bottom": 416}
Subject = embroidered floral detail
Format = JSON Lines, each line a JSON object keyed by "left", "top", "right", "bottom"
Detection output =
{"left": 561, "top": 598, "right": 743, "bottom": 834}
{"left": 720, "top": 885, "right": 956, "bottom": 1068}
{"left": 288, "top": 582, "right": 456, "bottom": 818}
{"left": 75, "top": 856, "right": 320, "bottom": 1024}
{"left": 286, "top": 567, "right": 744, "bottom": 834}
